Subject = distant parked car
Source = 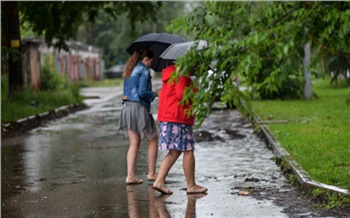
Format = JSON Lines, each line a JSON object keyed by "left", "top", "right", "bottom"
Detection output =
{"left": 103, "top": 64, "right": 125, "bottom": 79}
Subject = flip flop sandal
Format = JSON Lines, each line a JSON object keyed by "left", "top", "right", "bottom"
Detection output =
{"left": 125, "top": 177, "right": 143, "bottom": 185}
{"left": 153, "top": 182, "right": 173, "bottom": 194}
{"left": 187, "top": 185, "right": 208, "bottom": 194}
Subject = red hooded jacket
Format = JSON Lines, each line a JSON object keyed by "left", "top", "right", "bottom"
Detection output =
{"left": 157, "top": 65, "right": 195, "bottom": 125}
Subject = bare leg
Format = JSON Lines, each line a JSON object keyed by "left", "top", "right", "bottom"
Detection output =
{"left": 126, "top": 185, "right": 139, "bottom": 218}
{"left": 185, "top": 195, "right": 196, "bottom": 218}
{"left": 186, "top": 194, "right": 206, "bottom": 218}
{"left": 154, "top": 150, "right": 181, "bottom": 185}
{"left": 147, "top": 135, "right": 158, "bottom": 178}
{"left": 155, "top": 194, "right": 171, "bottom": 217}
{"left": 183, "top": 150, "right": 196, "bottom": 188}
{"left": 183, "top": 150, "right": 208, "bottom": 193}
{"left": 126, "top": 130, "right": 141, "bottom": 182}
{"left": 148, "top": 185, "right": 157, "bottom": 218}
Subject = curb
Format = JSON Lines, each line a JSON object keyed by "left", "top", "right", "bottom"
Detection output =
{"left": 252, "top": 112, "right": 350, "bottom": 197}
{"left": 1, "top": 103, "right": 87, "bottom": 139}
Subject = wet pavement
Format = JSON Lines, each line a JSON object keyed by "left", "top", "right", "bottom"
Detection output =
{"left": 1, "top": 79, "right": 347, "bottom": 217}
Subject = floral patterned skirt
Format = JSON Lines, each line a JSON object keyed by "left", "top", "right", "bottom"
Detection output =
{"left": 159, "top": 122, "right": 195, "bottom": 151}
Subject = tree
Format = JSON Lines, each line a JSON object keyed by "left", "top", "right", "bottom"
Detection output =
{"left": 2, "top": 2, "right": 23, "bottom": 95}
{"left": 167, "top": 1, "right": 350, "bottom": 126}
{"left": 1, "top": 1, "right": 162, "bottom": 96}
{"left": 77, "top": 2, "right": 190, "bottom": 68}
{"left": 303, "top": 41, "right": 312, "bottom": 100}
{"left": 19, "top": 2, "right": 162, "bottom": 50}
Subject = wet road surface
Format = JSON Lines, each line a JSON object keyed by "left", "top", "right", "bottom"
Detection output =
{"left": 1, "top": 80, "right": 341, "bottom": 217}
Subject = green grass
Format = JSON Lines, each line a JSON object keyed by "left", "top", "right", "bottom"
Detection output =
{"left": 1, "top": 75, "right": 83, "bottom": 124}
{"left": 78, "top": 77, "right": 123, "bottom": 87}
{"left": 251, "top": 79, "right": 350, "bottom": 190}
{"left": 1, "top": 74, "right": 124, "bottom": 124}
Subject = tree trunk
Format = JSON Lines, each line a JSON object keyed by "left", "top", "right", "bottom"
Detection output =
{"left": 152, "top": 22, "right": 157, "bottom": 33}
{"left": 303, "top": 41, "right": 312, "bottom": 100}
{"left": 4, "top": 2, "right": 23, "bottom": 96}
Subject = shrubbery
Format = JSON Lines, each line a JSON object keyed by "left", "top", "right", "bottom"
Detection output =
{"left": 1, "top": 56, "right": 83, "bottom": 124}
{"left": 40, "top": 55, "right": 68, "bottom": 91}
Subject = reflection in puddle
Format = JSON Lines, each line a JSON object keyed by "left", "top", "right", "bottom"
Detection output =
{"left": 126, "top": 184, "right": 171, "bottom": 218}
{"left": 148, "top": 186, "right": 171, "bottom": 218}
{"left": 185, "top": 193, "right": 207, "bottom": 218}
{"left": 126, "top": 184, "right": 207, "bottom": 218}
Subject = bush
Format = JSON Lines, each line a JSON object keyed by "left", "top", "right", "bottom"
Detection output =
{"left": 1, "top": 71, "right": 83, "bottom": 124}
{"left": 254, "top": 63, "right": 304, "bottom": 100}
{"left": 40, "top": 55, "right": 68, "bottom": 91}
{"left": 259, "top": 74, "right": 304, "bottom": 100}
{"left": 327, "top": 53, "right": 350, "bottom": 86}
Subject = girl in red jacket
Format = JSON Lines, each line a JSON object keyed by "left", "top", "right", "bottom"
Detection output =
{"left": 153, "top": 65, "right": 208, "bottom": 194}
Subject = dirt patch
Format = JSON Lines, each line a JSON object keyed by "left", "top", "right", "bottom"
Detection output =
{"left": 193, "top": 130, "right": 223, "bottom": 142}
{"left": 251, "top": 186, "right": 350, "bottom": 218}
{"left": 194, "top": 129, "right": 245, "bottom": 142}
{"left": 222, "top": 129, "right": 246, "bottom": 139}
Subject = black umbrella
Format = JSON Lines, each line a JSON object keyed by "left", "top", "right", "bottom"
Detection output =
{"left": 125, "top": 32, "right": 187, "bottom": 72}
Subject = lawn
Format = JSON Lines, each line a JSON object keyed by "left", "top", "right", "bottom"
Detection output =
{"left": 1, "top": 86, "right": 82, "bottom": 124}
{"left": 251, "top": 79, "right": 350, "bottom": 190}
{"left": 1, "top": 75, "right": 121, "bottom": 124}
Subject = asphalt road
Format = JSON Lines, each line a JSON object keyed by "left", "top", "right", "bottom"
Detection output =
{"left": 1, "top": 79, "right": 347, "bottom": 217}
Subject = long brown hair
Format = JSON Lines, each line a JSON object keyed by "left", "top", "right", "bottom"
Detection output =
{"left": 123, "top": 49, "right": 154, "bottom": 78}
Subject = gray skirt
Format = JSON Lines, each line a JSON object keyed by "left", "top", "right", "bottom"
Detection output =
{"left": 119, "top": 101, "right": 157, "bottom": 140}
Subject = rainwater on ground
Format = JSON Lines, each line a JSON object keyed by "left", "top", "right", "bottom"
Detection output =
{"left": 1, "top": 82, "right": 346, "bottom": 217}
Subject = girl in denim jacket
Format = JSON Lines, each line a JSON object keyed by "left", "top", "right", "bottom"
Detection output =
{"left": 119, "top": 49, "right": 159, "bottom": 184}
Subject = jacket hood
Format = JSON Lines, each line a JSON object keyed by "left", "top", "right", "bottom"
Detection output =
{"left": 161, "top": 65, "right": 176, "bottom": 83}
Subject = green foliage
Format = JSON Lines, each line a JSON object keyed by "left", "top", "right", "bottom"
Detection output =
{"left": 19, "top": 2, "right": 163, "bottom": 50}
{"left": 251, "top": 79, "right": 350, "bottom": 190}
{"left": 20, "top": 20, "right": 35, "bottom": 38}
{"left": 255, "top": 69, "right": 304, "bottom": 100}
{"left": 311, "top": 189, "right": 350, "bottom": 209}
{"left": 40, "top": 55, "right": 68, "bottom": 91}
{"left": 167, "top": 2, "right": 350, "bottom": 126}
{"left": 1, "top": 74, "right": 83, "bottom": 124}
{"left": 3, "top": 1, "right": 166, "bottom": 96}
{"left": 76, "top": 2, "right": 190, "bottom": 68}
{"left": 327, "top": 52, "right": 350, "bottom": 86}
{"left": 1, "top": 72, "right": 9, "bottom": 100}
{"left": 69, "top": 83, "right": 82, "bottom": 102}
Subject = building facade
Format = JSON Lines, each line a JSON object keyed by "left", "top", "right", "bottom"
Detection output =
{"left": 22, "top": 37, "right": 104, "bottom": 90}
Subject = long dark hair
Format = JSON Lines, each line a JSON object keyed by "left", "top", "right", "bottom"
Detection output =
{"left": 123, "top": 49, "right": 154, "bottom": 78}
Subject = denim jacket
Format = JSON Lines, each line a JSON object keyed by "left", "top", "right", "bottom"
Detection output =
{"left": 123, "top": 61, "right": 156, "bottom": 111}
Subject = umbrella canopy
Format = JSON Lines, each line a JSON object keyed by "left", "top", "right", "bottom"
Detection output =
{"left": 126, "top": 32, "right": 187, "bottom": 71}
{"left": 126, "top": 32, "right": 187, "bottom": 55}
{"left": 155, "top": 40, "right": 208, "bottom": 72}
{"left": 160, "top": 40, "right": 208, "bottom": 60}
